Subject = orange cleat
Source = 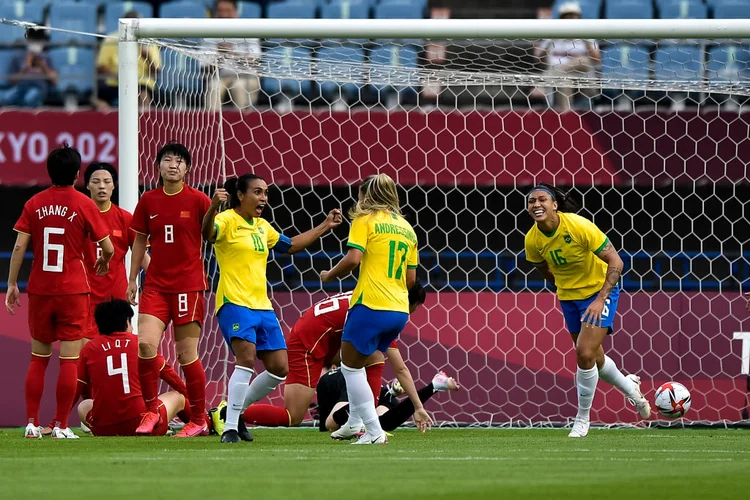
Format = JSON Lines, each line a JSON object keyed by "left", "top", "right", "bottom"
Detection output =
{"left": 173, "top": 421, "right": 208, "bottom": 438}
{"left": 135, "top": 411, "right": 160, "bottom": 435}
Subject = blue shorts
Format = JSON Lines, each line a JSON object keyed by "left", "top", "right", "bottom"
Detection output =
{"left": 341, "top": 305, "right": 409, "bottom": 356}
{"left": 559, "top": 286, "right": 620, "bottom": 335}
{"left": 217, "top": 304, "right": 286, "bottom": 353}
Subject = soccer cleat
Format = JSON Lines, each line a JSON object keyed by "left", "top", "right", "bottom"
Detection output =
{"left": 135, "top": 411, "right": 161, "bottom": 435}
{"left": 387, "top": 378, "right": 404, "bottom": 397}
{"left": 51, "top": 427, "right": 79, "bottom": 439}
{"left": 432, "top": 371, "right": 460, "bottom": 392}
{"left": 237, "top": 417, "right": 254, "bottom": 442}
{"left": 40, "top": 423, "right": 54, "bottom": 437}
{"left": 331, "top": 423, "right": 365, "bottom": 440}
{"left": 351, "top": 432, "right": 388, "bottom": 445}
{"left": 568, "top": 416, "right": 590, "bottom": 438}
{"left": 625, "top": 374, "right": 652, "bottom": 419}
{"left": 24, "top": 423, "right": 43, "bottom": 439}
{"left": 209, "top": 401, "right": 227, "bottom": 436}
{"left": 173, "top": 421, "right": 208, "bottom": 438}
{"left": 80, "top": 421, "right": 91, "bottom": 434}
{"left": 220, "top": 429, "right": 241, "bottom": 443}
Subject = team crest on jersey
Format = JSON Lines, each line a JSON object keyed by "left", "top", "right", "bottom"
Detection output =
{"left": 232, "top": 323, "right": 240, "bottom": 332}
{"left": 258, "top": 227, "right": 264, "bottom": 234}
{"left": 564, "top": 235, "right": 572, "bottom": 243}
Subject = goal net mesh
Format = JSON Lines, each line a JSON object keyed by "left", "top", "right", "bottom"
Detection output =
{"left": 136, "top": 35, "right": 750, "bottom": 427}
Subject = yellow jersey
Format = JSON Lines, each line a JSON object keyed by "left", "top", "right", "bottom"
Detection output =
{"left": 347, "top": 211, "right": 418, "bottom": 314}
{"left": 524, "top": 212, "right": 610, "bottom": 301}
{"left": 97, "top": 33, "right": 161, "bottom": 90}
{"left": 214, "top": 210, "right": 283, "bottom": 312}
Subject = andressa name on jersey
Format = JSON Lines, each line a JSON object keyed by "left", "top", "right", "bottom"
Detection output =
{"left": 36, "top": 204, "right": 78, "bottom": 221}
{"left": 374, "top": 221, "right": 417, "bottom": 244}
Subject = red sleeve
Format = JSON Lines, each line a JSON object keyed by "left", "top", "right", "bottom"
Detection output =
{"left": 81, "top": 199, "right": 109, "bottom": 243}
{"left": 13, "top": 203, "right": 32, "bottom": 235}
{"left": 122, "top": 211, "right": 136, "bottom": 247}
{"left": 130, "top": 197, "right": 149, "bottom": 235}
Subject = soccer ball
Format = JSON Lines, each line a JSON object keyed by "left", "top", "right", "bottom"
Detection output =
{"left": 654, "top": 382, "right": 692, "bottom": 419}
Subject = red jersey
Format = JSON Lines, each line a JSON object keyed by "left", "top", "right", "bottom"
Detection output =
{"left": 14, "top": 186, "right": 109, "bottom": 296}
{"left": 130, "top": 185, "right": 211, "bottom": 293}
{"left": 78, "top": 331, "right": 144, "bottom": 427}
{"left": 83, "top": 204, "right": 135, "bottom": 304}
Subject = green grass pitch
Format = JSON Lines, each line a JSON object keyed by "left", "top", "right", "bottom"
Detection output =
{"left": 1, "top": 428, "right": 748, "bottom": 499}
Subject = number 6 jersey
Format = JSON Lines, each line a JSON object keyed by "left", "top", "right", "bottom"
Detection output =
{"left": 13, "top": 186, "right": 109, "bottom": 296}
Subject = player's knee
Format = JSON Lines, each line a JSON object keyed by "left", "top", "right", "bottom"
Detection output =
{"left": 325, "top": 416, "right": 339, "bottom": 431}
{"left": 576, "top": 345, "right": 597, "bottom": 369}
{"left": 176, "top": 351, "right": 198, "bottom": 366}
{"left": 138, "top": 341, "right": 158, "bottom": 358}
{"left": 270, "top": 365, "right": 289, "bottom": 379}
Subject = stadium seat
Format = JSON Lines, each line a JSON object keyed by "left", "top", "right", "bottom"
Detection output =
{"left": 237, "top": 1, "right": 262, "bottom": 18}
{"left": 104, "top": 2, "right": 155, "bottom": 35}
{"left": 321, "top": 0, "right": 370, "bottom": 20}
{"left": 48, "top": 3, "right": 98, "bottom": 44}
{"left": 261, "top": 46, "right": 313, "bottom": 98}
{"left": 159, "top": 1, "right": 208, "bottom": 19}
{"left": 706, "top": 44, "right": 750, "bottom": 82}
{"left": 551, "top": 0, "right": 602, "bottom": 19}
{"left": 654, "top": 45, "right": 703, "bottom": 81}
{"left": 374, "top": 1, "right": 425, "bottom": 19}
{"left": 379, "top": 0, "right": 428, "bottom": 9}
{"left": 369, "top": 43, "right": 419, "bottom": 91}
{"left": 600, "top": 44, "right": 651, "bottom": 81}
{"left": 0, "top": 1, "right": 47, "bottom": 43}
{"left": 605, "top": 0, "right": 654, "bottom": 19}
{"left": 658, "top": 0, "right": 708, "bottom": 18}
{"left": 267, "top": 1, "right": 317, "bottom": 19}
{"left": 0, "top": 48, "right": 22, "bottom": 88}
{"left": 317, "top": 44, "right": 365, "bottom": 101}
{"left": 713, "top": 1, "right": 750, "bottom": 19}
{"left": 48, "top": 46, "right": 95, "bottom": 95}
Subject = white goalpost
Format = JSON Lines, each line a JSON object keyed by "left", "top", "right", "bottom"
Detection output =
{"left": 118, "top": 18, "right": 750, "bottom": 428}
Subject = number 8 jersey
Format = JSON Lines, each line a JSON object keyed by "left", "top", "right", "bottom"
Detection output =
{"left": 14, "top": 186, "right": 109, "bottom": 295}
{"left": 347, "top": 211, "right": 418, "bottom": 314}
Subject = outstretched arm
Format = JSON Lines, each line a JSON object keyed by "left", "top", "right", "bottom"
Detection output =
{"left": 287, "top": 209, "right": 342, "bottom": 255}
{"left": 387, "top": 348, "right": 432, "bottom": 433}
{"left": 321, "top": 248, "right": 362, "bottom": 284}
{"left": 202, "top": 189, "right": 227, "bottom": 243}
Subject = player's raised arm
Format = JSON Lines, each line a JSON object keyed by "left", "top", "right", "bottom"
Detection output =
{"left": 5, "top": 231, "right": 30, "bottom": 315}
{"left": 285, "top": 209, "right": 342, "bottom": 254}
{"left": 202, "top": 188, "right": 227, "bottom": 242}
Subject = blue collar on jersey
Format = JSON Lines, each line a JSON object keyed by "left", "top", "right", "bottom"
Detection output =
{"left": 528, "top": 186, "right": 556, "bottom": 201}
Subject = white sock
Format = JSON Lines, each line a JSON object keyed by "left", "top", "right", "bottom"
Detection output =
{"left": 598, "top": 355, "right": 637, "bottom": 399}
{"left": 576, "top": 366, "right": 599, "bottom": 418}
{"left": 341, "top": 362, "right": 382, "bottom": 436}
{"left": 243, "top": 370, "right": 286, "bottom": 409}
{"left": 226, "top": 366, "right": 254, "bottom": 432}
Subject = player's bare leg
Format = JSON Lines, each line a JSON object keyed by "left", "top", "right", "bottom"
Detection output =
{"left": 158, "top": 391, "right": 186, "bottom": 423}
{"left": 337, "top": 342, "right": 387, "bottom": 444}
{"left": 135, "top": 314, "right": 166, "bottom": 434}
{"left": 77, "top": 399, "right": 93, "bottom": 428}
{"left": 25, "top": 339, "right": 52, "bottom": 438}
{"left": 283, "top": 384, "right": 315, "bottom": 426}
{"left": 173, "top": 322, "right": 208, "bottom": 437}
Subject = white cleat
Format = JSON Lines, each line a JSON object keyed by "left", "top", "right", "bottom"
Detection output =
{"left": 331, "top": 424, "right": 365, "bottom": 441}
{"left": 626, "top": 374, "right": 652, "bottom": 419}
{"left": 568, "top": 415, "right": 590, "bottom": 438}
{"left": 24, "top": 423, "right": 43, "bottom": 439}
{"left": 80, "top": 421, "right": 91, "bottom": 434}
{"left": 432, "top": 371, "right": 460, "bottom": 392}
{"left": 51, "top": 427, "right": 79, "bottom": 439}
{"left": 351, "top": 432, "right": 388, "bottom": 445}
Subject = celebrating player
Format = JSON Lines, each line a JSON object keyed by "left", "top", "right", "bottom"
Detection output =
{"left": 127, "top": 142, "right": 212, "bottom": 437}
{"left": 6, "top": 145, "right": 114, "bottom": 439}
{"left": 77, "top": 299, "right": 185, "bottom": 436}
{"left": 217, "top": 283, "right": 427, "bottom": 431}
{"left": 202, "top": 174, "right": 342, "bottom": 443}
{"left": 524, "top": 183, "right": 651, "bottom": 438}
{"left": 320, "top": 174, "right": 430, "bottom": 444}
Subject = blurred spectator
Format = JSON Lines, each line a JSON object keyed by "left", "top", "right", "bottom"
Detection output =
{"left": 203, "top": 0, "right": 261, "bottom": 110}
{"left": 534, "top": 2, "right": 600, "bottom": 111}
{"left": 95, "top": 10, "right": 161, "bottom": 111}
{"left": 1, "top": 28, "right": 56, "bottom": 107}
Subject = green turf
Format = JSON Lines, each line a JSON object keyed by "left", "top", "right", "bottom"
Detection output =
{"left": 0, "top": 428, "right": 748, "bottom": 500}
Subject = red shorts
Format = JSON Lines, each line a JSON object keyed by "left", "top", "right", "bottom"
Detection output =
{"left": 28, "top": 293, "right": 90, "bottom": 343}
{"left": 139, "top": 288, "right": 204, "bottom": 327}
{"left": 87, "top": 403, "right": 169, "bottom": 437}
{"left": 286, "top": 330, "right": 325, "bottom": 389}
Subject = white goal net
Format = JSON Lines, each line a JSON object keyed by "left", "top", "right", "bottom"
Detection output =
{"left": 127, "top": 21, "right": 750, "bottom": 427}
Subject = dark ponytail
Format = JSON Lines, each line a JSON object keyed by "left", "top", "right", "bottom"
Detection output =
{"left": 535, "top": 182, "right": 580, "bottom": 213}
{"left": 224, "top": 173, "right": 264, "bottom": 208}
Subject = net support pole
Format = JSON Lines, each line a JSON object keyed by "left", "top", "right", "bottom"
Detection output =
{"left": 118, "top": 19, "right": 140, "bottom": 327}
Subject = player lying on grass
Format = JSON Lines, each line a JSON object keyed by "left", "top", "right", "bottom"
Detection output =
{"left": 77, "top": 299, "right": 185, "bottom": 436}
{"left": 524, "top": 183, "right": 650, "bottom": 438}
{"left": 202, "top": 174, "right": 342, "bottom": 443}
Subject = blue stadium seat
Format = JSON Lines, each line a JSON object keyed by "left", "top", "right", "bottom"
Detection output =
{"left": 317, "top": 45, "right": 365, "bottom": 100}
{"left": 369, "top": 43, "right": 419, "bottom": 92}
{"left": 0, "top": 48, "right": 23, "bottom": 87}
{"left": 0, "top": 1, "right": 47, "bottom": 43}
{"left": 321, "top": 0, "right": 370, "bottom": 20}
{"left": 706, "top": 44, "right": 750, "bottom": 82}
{"left": 552, "top": 0, "right": 602, "bottom": 19}
{"left": 48, "top": 3, "right": 98, "bottom": 44}
{"left": 49, "top": 46, "right": 95, "bottom": 95}
{"left": 605, "top": 0, "right": 654, "bottom": 19}
{"left": 713, "top": 1, "right": 750, "bottom": 18}
{"left": 658, "top": 0, "right": 707, "bottom": 19}
{"left": 159, "top": 1, "right": 208, "bottom": 19}
{"left": 654, "top": 45, "right": 703, "bottom": 81}
{"left": 600, "top": 44, "right": 651, "bottom": 81}
{"left": 379, "top": 0, "right": 428, "bottom": 9}
{"left": 706, "top": 0, "right": 750, "bottom": 8}
{"left": 261, "top": 46, "right": 313, "bottom": 98}
{"left": 267, "top": 1, "right": 317, "bottom": 19}
{"left": 237, "top": 1, "right": 262, "bottom": 18}
{"left": 374, "top": 1, "right": 425, "bottom": 19}
{"left": 104, "top": 2, "right": 155, "bottom": 35}
{"left": 157, "top": 48, "right": 204, "bottom": 97}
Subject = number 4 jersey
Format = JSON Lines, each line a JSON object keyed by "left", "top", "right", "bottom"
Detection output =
{"left": 14, "top": 186, "right": 109, "bottom": 296}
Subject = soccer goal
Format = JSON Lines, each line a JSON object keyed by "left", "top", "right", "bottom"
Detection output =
{"left": 119, "top": 18, "right": 750, "bottom": 428}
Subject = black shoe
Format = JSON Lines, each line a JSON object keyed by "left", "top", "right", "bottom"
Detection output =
{"left": 237, "top": 418, "right": 254, "bottom": 442}
{"left": 221, "top": 430, "right": 240, "bottom": 443}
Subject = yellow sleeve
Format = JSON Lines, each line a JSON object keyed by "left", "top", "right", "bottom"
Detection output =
{"left": 264, "top": 220, "right": 280, "bottom": 249}
{"left": 214, "top": 213, "right": 229, "bottom": 243}
{"left": 524, "top": 231, "right": 544, "bottom": 264}
{"left": 149, "top": 45, "right": 161, "bottom": 70}
{"left": 347, "top": 216, "right": 368, "bottom": 252}
{"left": 97, "top": 39, "right": 116, "bottom": 68}
{"left": 574, "top": 216, "right": 609, "bottom": 255}
{"left": 407, "top": 241, "right": 418, "bottom": 269}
